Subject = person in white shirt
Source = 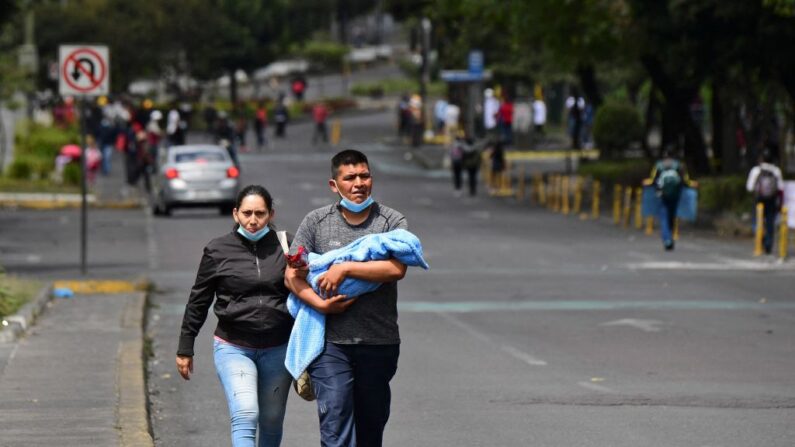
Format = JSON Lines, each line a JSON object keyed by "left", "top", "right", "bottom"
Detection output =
{"left": 483, "top": 88, "right": 499, "bottom": 134}
{"left": 746, "top": 150, "right": 785, "bottom": 254}
{"left": 532, "top": 97, "right": 547, "bottom": 134}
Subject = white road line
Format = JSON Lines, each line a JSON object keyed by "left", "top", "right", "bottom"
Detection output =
{"left": 626, "top": 259, "right": 795, "bottom": 271}
{"left": 500, "top": 345, "right": 548, "bottom": 366}
{"left": 600, "top": 318, "right": 663, "bottom": 333}
{"left": 577, "top": 381, "right": 615, "bottom": 393}
{"left": 436, "top": 312, "right": 547, "bottom": 367}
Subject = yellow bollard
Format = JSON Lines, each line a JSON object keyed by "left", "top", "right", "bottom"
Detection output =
{"left": 634, "top": 187, "right": 643, "bottom": 230}
{"left": 482, "top": 152, "right": 491, "bottom": 187}
{"left": 538, "top": 175, "right": 547, "bottom": 206}
{"left": 673, "top": 218, "right": 680, "bottom": 241}
{"left": 330, "top": 120, "right": 342, "bottom": 145}
{"left": 553, "top": 174, "right": 563, "bottom": 213}
{"left": 573, "top": 176, "right": 583, "bottom": 215}
{"left": 754, "top": 203, "right": 764, "bottom": 256}
{"left": 549, "top": 175, "right": 558, "bottom": 211}
{"left": 622, "top": 187, "right": 633, "bottom": 228}
{"left": 562, "top": 176, "right": 570, "bottom": 215}
{"left": 645, "top": 216, "right": 654, "bottom": 235}
{"left": 591, "top": 180, "right": 601, "bottom": 220}
{"left": 613, "top": 185, "right": 622, "bottom": 225}
{"left": 516, "top": 164, "right": 526, "bottom": 201}
{"left": 779, "top": 206, "right": 789, "bottom": 260}
{"left": 496, "top": 160, "right": 513, "bottom": 196}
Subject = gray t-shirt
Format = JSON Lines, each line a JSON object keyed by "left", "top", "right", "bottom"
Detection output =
{"left": 291, "top": 202, "right": 408, "bottom": 345}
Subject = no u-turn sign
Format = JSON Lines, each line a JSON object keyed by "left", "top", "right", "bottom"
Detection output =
{"left": 59, "top": 45, "right": 110, "bottom": 96}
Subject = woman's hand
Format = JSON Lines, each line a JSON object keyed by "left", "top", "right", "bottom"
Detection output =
{"left": 318, "top": 294, "right": 356, "bottom": 314}
{"left": 176, "top": 355, "right": 193, "bottom": 380}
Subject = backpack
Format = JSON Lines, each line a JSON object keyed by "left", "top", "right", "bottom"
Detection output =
{"left": 755, "top": 169, "right": 778, "bottom": 200}
{"left": 656, "top": 161, "right": 682, "bottom": 198}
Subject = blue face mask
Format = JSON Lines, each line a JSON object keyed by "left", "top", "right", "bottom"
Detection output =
{"left": 339, "top": 195, "right": 374, "bottom": 213}
{"left": 237, "top": 225, "right": 270, "bottom": 242}
{"left": 333, "top": 179, "right": 374, "bottom": 213}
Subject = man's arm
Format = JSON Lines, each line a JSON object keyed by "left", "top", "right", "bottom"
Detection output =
{"left": 284, "top": 265, "right": 355, "bottom": 314}
{"left": 316, "top": 259, "right": 407, "bottom": 298}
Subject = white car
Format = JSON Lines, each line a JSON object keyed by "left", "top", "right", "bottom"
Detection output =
{"left": 151, "top": 145, "right": 240, "bottom": 216}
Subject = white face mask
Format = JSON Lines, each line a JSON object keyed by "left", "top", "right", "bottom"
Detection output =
{"left": 237, "top": 225, "right": 270, "bottom": 241}
{"left": 332, "top": 180, "right": 374, "bottom": 213}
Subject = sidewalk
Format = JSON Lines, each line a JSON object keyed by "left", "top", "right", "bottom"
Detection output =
{"left": 0, "top": 290, "right": 152, "bottom": 446}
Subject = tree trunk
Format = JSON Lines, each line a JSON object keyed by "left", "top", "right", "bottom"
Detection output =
{"left": 576, "top": 63, "right": 602, "bottom": 109}
{"left": 229, "top": 68, "right": 238, "bottom": 106}
{"left": 640, "top": 55, "right": 710, "bottom": 175}
{"left": 712, "top": 80, "right": 741, "bottom": 174}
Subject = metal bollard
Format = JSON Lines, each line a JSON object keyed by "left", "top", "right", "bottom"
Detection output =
{"left": 754, "top": 203, "right": 764, "bottom": 256}
{"left": 673, "top": 218, "right": 680, "bottom": 241}
{"left": 573, "top": 176, "right": 583, "bottom": 215}
{"left": 780, "top": 206, "right": 789, "bottom": 260}
{"left": 538, "top": 175, "right": 547, "bottom": 205}
{"left": 634, "top": 187, "right": 643, "bottom": 230}
{"left": 562, "top": 176, "right": 570, "bottom": 215}
{"left": 330, "top": 120, "right": 342, "bottom": 145}
{"left": 516, "top": 164, "right": 526, "bottom": 201}
{"left": 613, "top": 184, "right": 622, "bottom": 225}
{"left": 554, "top": 175, "right": 563, "bottom": 212}
{"left": 550, "top": 175, "right": 559, "bottom": 211}
{"left": 622, "top": 187, "right": 633, "bottom": 228}
{"left": 645, "top": 216, "right": 654, "bottom": 235}
{"left": 591, "top": 180, "right": 601, "bottom": 219}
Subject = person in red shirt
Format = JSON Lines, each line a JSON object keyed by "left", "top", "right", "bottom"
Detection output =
{"left": 497, "top": 96, "right": 514, "bottom": 145}
{"left": 312, "top": 102, "right": 329, "bottom": 145}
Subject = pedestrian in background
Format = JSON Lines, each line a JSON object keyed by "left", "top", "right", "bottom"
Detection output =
{"left": 532, "top": 95, "right": 547, "bottom": 135}
{"left": 483, "top": 88, "right": 499, "bottom": 138}
{"left": 648, "top": 150, "right": 691, "bottom": 251}
{"left": 311, "top": 101, "right": 329, "bottom": 145}
{"left": 450, "top": 133, "right": 481, "bottom": 197}
{"left": 177, "top": 185, "right": 294, "bottom": 447}
{"left": 490, "top": 139, "right": 505, "bottom": 190}
{"left": 254, "top": 102, "right": 268, "bottom": 150}
{"left": 274, "top": 101, "right": 289, "bottom": 138}
{"left": 746, "top": 150, "right": 784, "bottom": 254}
{"left": 285, "top": 149, "right": 410, "bottom": 447}
{"left": 497, "top": 95, "right": 514, "bottom": 146}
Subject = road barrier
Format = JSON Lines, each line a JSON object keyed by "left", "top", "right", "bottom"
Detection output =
{"left": 561, "top": 176, "right": 570, "bottom": 215}
{"left": 331, "top": 120, "right": 342, "bottom": 145}
{"left": 780, "top": 206, "right": 789, "bottom": 260}
{"left": 591, "top": 180, "right": 601, "bottom": 219}
{"left": 754, "top": 203, "right": 765, "bottom": 256}
{"left": 613, "top": 185, "right": 622, "bottom": 225}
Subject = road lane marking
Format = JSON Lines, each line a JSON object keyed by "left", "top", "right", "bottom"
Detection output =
{"left": 398, "top": 300, "right": 795, "bottom": 313}
{"left": 500, "top": 345, "right": 548, "bottom": 366}
{"left": 577, "top": 381, "right": 615, "bottom": 393}
{"left": 600, "top": 318, "right": 663, "bottom": 332}
{"left": 436, "top": 312, "right": 547, "bottom": 367}
{"left": 626, "top": 260, "right": 795, "bottom": 271}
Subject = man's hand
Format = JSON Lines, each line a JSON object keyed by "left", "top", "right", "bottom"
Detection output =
{"left": 317, "top": 263, "right": 349, "bottom": 297}
{"left": 319, "top": 294, "right": 356, "bottom": 314}
{"left": 176, "top": 355, "right": 193, "bottom": 380}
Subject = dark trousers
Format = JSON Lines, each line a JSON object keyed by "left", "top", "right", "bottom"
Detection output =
{"left": 308, "top": 342, "right": 400, "bottom": 447}
{"left": 758, "top": 198, "right": 779, "bottom": 253}
{"left": 452, "top": 160, "right": 463, "bottom": 191}
{"left": 313, "top": 122, "right": 328, "bottom": 144}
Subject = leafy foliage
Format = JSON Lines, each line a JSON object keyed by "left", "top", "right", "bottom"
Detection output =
{"left": 592, "top": 102, "right": 643, "bottom": 159}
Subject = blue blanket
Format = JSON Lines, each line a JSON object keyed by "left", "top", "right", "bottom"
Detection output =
{"left": 641, "top": 186, "right": 699, "bottom": 222}
{"left": 285, "top": 229, "right": 429, "bottom": 379}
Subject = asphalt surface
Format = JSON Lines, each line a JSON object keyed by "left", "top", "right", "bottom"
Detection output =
{"left": 1, "top": 107, "right": 792, "bottom": 446}
{"left": 140, "top": 110, "right": 795, "bottom": 446}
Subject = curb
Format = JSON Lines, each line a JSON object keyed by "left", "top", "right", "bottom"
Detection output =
{"left": 117, "top": 291, "right": 154, "bottom": 447}
{"left": 0, "top": 284, "right": 53, "bottom": 344}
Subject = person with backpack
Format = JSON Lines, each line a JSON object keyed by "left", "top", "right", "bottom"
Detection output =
{"left": 746, "top": 150, "right": 784, "bottom": 254}
{"left": 648, "top": 150, "right": 692, "bottom": 251}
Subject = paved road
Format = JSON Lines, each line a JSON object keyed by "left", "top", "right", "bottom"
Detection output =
{"left": 144, "top": 110, "right": 795, "bottom": 446}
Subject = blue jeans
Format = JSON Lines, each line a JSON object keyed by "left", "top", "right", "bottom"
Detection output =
{"left": 309, "top": 343, "right": 400, "bottom": 447}
{"left": 659, "top": 194, "right": 680, "bottom": 245}
{"left": 213, "top": 340, "right": 292, "bottom": 447}
{"left": 101, "top": 144, "right": 113, "bottom": 175}
{"left": 758, "top": 198, "right": 779, "bottom": 253}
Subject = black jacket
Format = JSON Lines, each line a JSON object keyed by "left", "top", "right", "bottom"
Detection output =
{"left": 177, "top": 229, "right": 293, "bottom": 357}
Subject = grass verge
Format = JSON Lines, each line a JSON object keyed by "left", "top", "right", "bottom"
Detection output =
{"left": 0, "top": 274, "right": 43, "bottom": 319}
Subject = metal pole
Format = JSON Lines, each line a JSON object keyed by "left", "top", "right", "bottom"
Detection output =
{"left": 79, "top": 98, "right": 88, "bottom": 275}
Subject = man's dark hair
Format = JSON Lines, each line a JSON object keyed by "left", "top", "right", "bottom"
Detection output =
{"left": 760, "top": 149, "right": 774, "bottom": 164}
{"left": 331, "top": 149, "right": 369, "bottom": 178}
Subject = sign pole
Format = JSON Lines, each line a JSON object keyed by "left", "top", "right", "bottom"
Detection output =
{"left": 79, "top": 98, "right": 88, "bottom": 275}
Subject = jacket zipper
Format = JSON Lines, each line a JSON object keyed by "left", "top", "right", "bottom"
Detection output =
{"left": 252, "top": 242, "right": 263, "bottom": 308}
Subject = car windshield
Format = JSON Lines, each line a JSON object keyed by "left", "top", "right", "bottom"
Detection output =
{"left": 174, "top": 151, "right": 226, "bottom": 163}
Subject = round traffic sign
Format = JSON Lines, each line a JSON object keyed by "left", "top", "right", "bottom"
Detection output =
{"left": 62, "top": 47, "right": 108, "bottom": 94}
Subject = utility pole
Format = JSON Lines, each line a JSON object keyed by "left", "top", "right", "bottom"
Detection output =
{"left": 419, "top": 17, "right": 431, "bottom": 136}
